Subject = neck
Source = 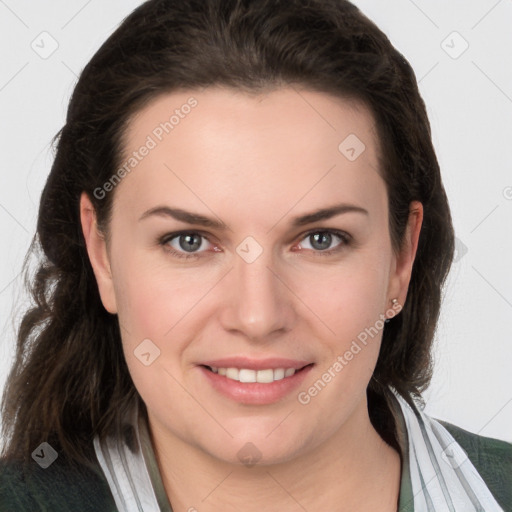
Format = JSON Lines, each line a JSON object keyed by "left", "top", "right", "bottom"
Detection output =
{"left": 148, "top": 396, "right": 402, "bottom": 512}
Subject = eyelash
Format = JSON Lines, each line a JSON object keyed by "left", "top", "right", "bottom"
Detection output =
{"left": 157, "top": 229, "right": 352, "bottom": 260}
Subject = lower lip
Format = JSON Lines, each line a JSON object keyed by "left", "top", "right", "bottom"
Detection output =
{"left": 199, "top": 365, "right": 314, "bottom": 405}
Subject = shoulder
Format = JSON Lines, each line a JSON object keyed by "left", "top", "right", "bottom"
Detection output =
{"left": 440, "top": 420, "right": 512, "bottom": 511}
{"left": 0, "top": 454, "right": 117, "bottom": 512}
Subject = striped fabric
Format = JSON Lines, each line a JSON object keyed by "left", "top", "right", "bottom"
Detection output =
{"left": 392, "top": 391, "right": 504, "bottom": 511}
{"left": 93, "top": 390, "right": 504, "bottom": 512}
{"left": 93, "top": 401, "right": 173, "bottom": 511}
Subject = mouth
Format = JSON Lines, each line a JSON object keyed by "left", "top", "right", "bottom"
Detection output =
{"left": 197, "top": 362, "right": 315, "bottom": 405}
{"left": 200, "top": 364, "right": 313, "bottom": 383}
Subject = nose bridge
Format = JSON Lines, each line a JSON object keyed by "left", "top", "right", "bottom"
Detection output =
{"left": 222, "top": 240, "right": 292, "bottom": 340}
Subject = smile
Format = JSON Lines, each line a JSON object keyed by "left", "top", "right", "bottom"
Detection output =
{"left": 199, "top": 362, "right": 314, "bottom": 404}
{"left": 207, "top": 366, "right": 298, "bottom": 383}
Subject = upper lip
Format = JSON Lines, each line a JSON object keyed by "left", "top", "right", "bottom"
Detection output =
{"left": 199, "top": 357, "right": 313, "bottom": 371}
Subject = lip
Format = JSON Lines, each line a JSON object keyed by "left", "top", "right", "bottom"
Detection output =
{"left": 199, "top": 357, "right": 312, "bottom": 371}
{"left": 198, "top": 361, "right": 314, "bottom": 405}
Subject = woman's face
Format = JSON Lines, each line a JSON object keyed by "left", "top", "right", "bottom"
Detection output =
{"left": 82, "top": 87, "right": 421, "bottom": 465}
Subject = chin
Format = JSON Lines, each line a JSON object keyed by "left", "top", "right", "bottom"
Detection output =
{"left": 200, "top": 427, "right": 311, "bottom": 468}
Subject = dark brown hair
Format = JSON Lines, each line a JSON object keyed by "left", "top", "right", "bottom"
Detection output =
{"left": 1, "top": 0, "right": 454, "bottom": 468}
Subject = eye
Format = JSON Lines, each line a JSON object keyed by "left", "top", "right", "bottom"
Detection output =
{"left": 159, "top": 231, "right": 215, "bottom": 260}
{"left": 296, "top": 229, "right": 351, "bottom": 256}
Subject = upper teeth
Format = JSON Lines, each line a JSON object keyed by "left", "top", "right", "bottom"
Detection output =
{"left": 210, "top": 367, "right": 296, "bottom": 383}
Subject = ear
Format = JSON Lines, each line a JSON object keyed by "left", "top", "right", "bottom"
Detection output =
{"left": 387, "top": 200, "right": 423, "bottom": 308}
{"left": 79, "top": 192, "right": 118, "bottom": 314}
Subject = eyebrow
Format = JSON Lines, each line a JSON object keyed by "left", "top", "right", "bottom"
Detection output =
{"left": 138, "top": 203, "right": 369, "bottom": 229}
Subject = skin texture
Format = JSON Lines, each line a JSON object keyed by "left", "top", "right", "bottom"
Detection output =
{"left": 80, "top": 87, "right": 423, "bottom": 511}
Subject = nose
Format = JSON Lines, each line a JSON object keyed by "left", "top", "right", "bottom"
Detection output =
{"left": 219, "top": 246, "right": 296, "bottom": 343}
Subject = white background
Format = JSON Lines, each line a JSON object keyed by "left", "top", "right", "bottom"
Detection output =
{"left": 0, "top": 1, "right": 511, "bottom": 443}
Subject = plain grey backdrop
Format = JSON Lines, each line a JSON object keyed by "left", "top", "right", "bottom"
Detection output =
{"left": 1, "top": 0, "right": 511, "bottom": 442}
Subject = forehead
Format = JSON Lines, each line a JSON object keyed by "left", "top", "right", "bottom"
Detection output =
{"left": 115, "top": 87, "right": 385, "bottom": 224}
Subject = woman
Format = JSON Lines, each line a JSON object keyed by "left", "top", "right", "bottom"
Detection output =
{"left": 1, "top": 0, "right": 510, "bottom": 511}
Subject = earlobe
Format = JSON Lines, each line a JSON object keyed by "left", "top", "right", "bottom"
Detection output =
{"left": 79, "top": 192, "right": 118, "bottom": 314}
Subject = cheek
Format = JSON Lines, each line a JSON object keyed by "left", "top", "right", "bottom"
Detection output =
{"left": 110, "top": 249, "right": 219, "bottom": 381}
{"left": 295, "top": 251, "right": 390, "bottom": 340}
{"left": 112, "top": 268, "right": 169, "bottom": 341}
{"left": 292, "top": 247, "right": 392, "bottom": 402}
{"left": 111, "top": 248, "right": 203, "bottom": 338}
{"left": 109, "top": 252, "right": 182, "bottom": 376}
{"left": 111, "top": 261, "right": 189, "bottom": 408}
{"left": 294, "top": 268, "right": 389, "bottom": 433}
